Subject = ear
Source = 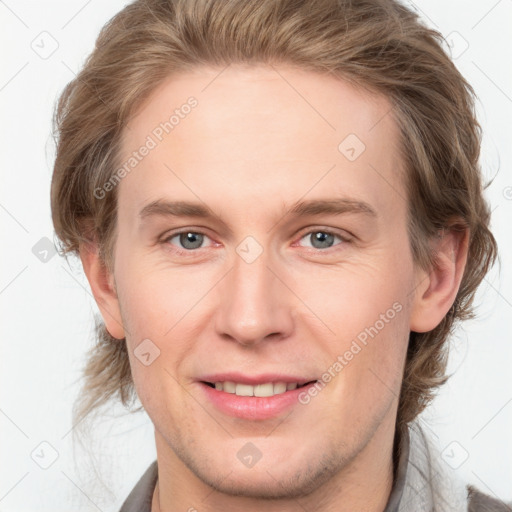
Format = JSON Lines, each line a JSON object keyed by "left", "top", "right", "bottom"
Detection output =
{"left": 410, "top": 226, "right": 469, "bottom": 333}
{"left": 79, "top": 242, "right": 126, "bottom": 340}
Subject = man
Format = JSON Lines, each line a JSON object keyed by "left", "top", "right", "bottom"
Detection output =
{"left": 51, "top": 0, "right": 504, "bottom": 510}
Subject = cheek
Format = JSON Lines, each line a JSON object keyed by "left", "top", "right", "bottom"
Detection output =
{"left": 115, "top": 252, "right": 210, "bottom": 340}
{"left": 324, "top": 301, "right": 410, "bottom": 430}
{"left": 289, "top": 252, "right": 413, "bottom": 399}
{"left": 113, "top": 256, "right": 218, "bottom": 395}
{"left": 291, "top": 257, "right": 412, "bottom": 338}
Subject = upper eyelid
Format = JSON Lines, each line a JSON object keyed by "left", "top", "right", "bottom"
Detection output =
{"left": 161, "top": 228, "right": 213, "bottom": 241}
{"left": 297, "top": 226, "right": 347, "bottom": 236}
{"left": 162, "top": 226, "right": 346, "bottom": 238}
{"left": 294, "top": 226, "right": 352, "bottom": 242}
{"left": 163, "top": 230, "right": 215, "bottom": 246}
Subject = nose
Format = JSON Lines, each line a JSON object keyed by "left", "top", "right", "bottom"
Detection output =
{"left": 214, "top": 247, "right": 294, "bottom": 346}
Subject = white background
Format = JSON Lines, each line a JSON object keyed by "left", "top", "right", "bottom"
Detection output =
{"left": 0, "top": 1, "right": 511, "bottom": 510}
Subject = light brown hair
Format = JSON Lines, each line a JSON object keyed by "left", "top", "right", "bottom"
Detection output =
{"left": 51, "top": 0, "right": 497, "bottom": 433}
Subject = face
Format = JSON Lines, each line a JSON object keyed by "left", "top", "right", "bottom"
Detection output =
{"left": 110, "top": 65, "right": 420, "bottom": 499}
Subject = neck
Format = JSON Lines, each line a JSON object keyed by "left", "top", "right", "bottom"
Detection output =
{"left": 152, "top": 413, "right": 397, "bottom": 512}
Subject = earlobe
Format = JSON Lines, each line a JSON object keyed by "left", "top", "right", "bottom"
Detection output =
{"left": 79, "top": 242, "right": 126, "bottom": 340}
{"left": 410, "top": 226, "right": 469, "bottom": 333}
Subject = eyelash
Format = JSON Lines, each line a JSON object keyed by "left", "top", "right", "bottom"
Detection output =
{"left": 293, "top": 228, "right": 351, "bottom": 251}
{"left": 161, "top": 230, "right": 217, "bottom": 256}
{"left": 160, "top": 227, "right": 352, "bottom": 255}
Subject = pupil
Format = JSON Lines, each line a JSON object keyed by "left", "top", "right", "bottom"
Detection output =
{"left": 180, "top": 232, "right": 203, "bottom": 249}
{"left": 311, "top": 231, "right": 334, "bottom": 249}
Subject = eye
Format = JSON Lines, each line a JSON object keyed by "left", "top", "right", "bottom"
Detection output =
{"left": 297, "top": 230, "right": 345, "bottom": 250}
{"left": 165, "top": 231, "right": 212, "bottom": 250}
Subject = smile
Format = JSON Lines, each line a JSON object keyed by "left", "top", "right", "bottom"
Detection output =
{"left": 198, "top": 376, "right": 319, "bottom": 420}
{"left": 203, "top": 381, "right": 314, "bottom": 397}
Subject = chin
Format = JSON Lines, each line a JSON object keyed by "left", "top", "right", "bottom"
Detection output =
{"left": 198, "top": 467, "right": 331, "bottom": 500}
{"left": 182, "top": 442, "right": 347, "bottom": 500}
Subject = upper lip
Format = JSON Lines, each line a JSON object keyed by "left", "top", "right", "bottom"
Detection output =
{"left": 198, "top": 372, "right": 317, "bottom": 385}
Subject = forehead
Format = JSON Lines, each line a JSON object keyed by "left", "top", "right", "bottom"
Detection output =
{"left": 118, "top": 65, "right": 405, "bottom": 221}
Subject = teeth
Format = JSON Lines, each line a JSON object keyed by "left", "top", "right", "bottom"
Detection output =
{"left": 223, "top": 381, "right": 236, "bottom": 393}
{"left": 254, "top": 383, "right": 273, "bottom": 397}
{"left": 235, "top": 383, "right": 254, "bottom": 396}
{"left": 273, "top": 382, "right": 287, "bottom": 394}
{"left": 212, "top": 381, "right": 303, "bottom": 397}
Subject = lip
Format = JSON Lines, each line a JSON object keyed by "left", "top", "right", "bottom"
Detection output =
{"left": 197, "top": 373, "right": 318, "bottom": 420}
{"left": 198, "top": 372, "right": 315, "bottom": 386}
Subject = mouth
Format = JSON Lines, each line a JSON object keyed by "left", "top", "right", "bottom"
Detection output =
{"left": 197, "top": 375, "right": 319, "bottom": 420}
{"left": 201, "top": 380, "right": 317, "bottom": 397}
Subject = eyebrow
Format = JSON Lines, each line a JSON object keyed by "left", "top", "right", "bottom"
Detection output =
{"left": 288, "top": 198, "right": 376, "bottom": 218}
{"left": 139, "top": 197, "right": 377, "bottom": 222}
{"left": 140, "top": 200, "right": 212, "bottom": 220}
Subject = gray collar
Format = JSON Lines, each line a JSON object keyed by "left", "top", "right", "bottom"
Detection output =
{"left": 383, "top": 422, "right": 409, "bottom": 512}
{"left": 388, "top": 420, "right": 468, "bottom": 512}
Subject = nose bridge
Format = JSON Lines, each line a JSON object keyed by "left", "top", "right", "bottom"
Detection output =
{"left": 215, "top": 245, "right": 293, "bottom": 345}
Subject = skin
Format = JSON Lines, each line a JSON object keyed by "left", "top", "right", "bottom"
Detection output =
{"left": 81, "top": 65, "right": 468, "bottom": 512}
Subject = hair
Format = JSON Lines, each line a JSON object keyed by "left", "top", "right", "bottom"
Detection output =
{"left": 51, "top": 0, "right": 497, "bottom": 433}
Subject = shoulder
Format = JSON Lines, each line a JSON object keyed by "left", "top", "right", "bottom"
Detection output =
{"left": 403, "top": 421, "right": 511, "bottom": 512}
{"left": 118, "top": 461, "right": 158, "bottom": 512}
{"left": 467, "top": 485, "right": 512, "bottom": 512}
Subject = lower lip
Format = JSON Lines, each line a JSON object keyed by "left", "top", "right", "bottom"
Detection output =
{"left": 198, "top": 382, "right": 317, "bottom": 420}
